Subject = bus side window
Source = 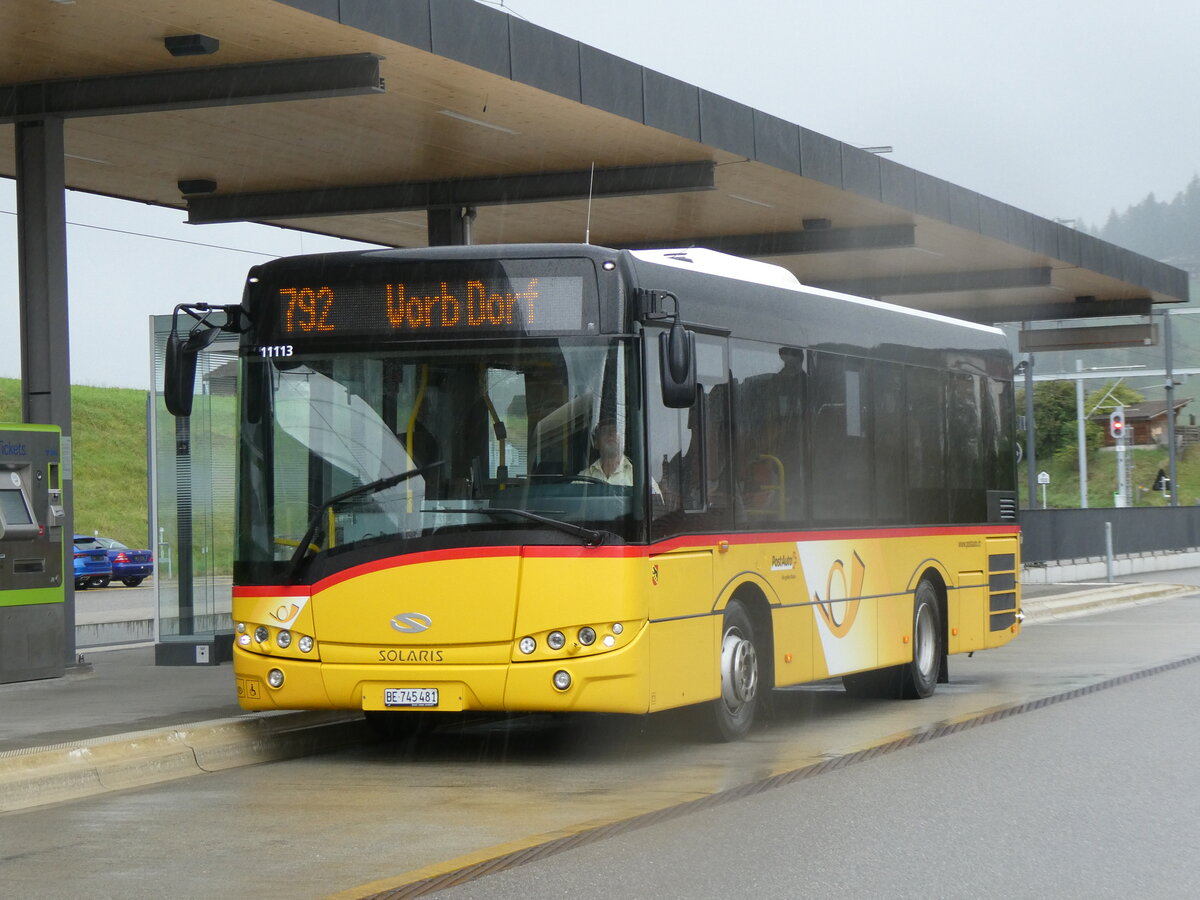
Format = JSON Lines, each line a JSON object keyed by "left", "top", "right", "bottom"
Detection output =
{"left": 809, "top": 352, "right": 872, "bottom": 525}
{"left": 648, "top": 330, "right": 729, "bottom": 538}
{"left": 730, "top": 341, "right": 807, "bottom": 526}
{"left": 906, "top": 366, "right": 947, "bottom": 524}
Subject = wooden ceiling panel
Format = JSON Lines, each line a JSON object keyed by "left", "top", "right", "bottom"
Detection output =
{"left": 1, "top": 0, "right": 1187, "bottom": 322}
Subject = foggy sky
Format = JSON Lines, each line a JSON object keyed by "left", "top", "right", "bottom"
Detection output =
{"left": 2, "top": 0, "right": 1197, "bottom": 389}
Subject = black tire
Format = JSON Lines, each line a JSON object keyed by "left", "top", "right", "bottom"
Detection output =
{"left": 708, "top": 599, "right": 762, "bottom": 741}
{"left": 122, "top": 577, "right": 144, "bottom": 587}
{"left": 898, "top": 579, "right": 942, "bottom": 699}
{"left": 842, "top": 578, "right": 942, "bottom": 700}
{"left": 91, "top": 576, "right": 111, "bottom": 589}
{"left": 75, "top": 578, "right": 89, "bottom": 590}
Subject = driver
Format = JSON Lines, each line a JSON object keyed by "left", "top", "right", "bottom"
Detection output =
{"left": 580, "top": 419, "right": 633, "bottom": 485}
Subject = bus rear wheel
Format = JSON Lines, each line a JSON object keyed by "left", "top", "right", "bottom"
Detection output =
{"left": 900, "top": 579, "right": 942, "bottom": 698}
{"left": 709, "top": 599, "right": 761, "bottom": 741}
{"left": 843, "top": 578, "right": 942, "bottom": 700}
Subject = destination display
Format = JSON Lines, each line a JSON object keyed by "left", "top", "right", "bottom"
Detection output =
{"left": 265, "top": 274, "right": 587, "bottom": 343}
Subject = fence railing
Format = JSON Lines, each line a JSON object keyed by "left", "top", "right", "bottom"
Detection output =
{"left": 1021, "top": 507, "right": 1200, "bottom": 564}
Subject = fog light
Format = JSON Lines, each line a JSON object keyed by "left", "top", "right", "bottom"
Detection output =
{"left": 276, "top": 630, "right": 292, "bottom": 649}
{"left": 238, "top": 634, "right": 251, "bottom": 647}
{"left": 298, "top": 635, "right": 314, "bottom": 653}
{"left": 547, "top": 631, "right": 566, "bottom": 651}
{"left": 519, "top": 636, "right": 536, "bottom": 655}
{"left": 612, "top": 623, "right": 624, "bottom": 635}
{"left": 552, "top": 670, "right": 572, "bottom": 691}
{"left": 254, "top": 626, "right": 269, "bottom": 643}
{"left": 578, "top": 626, "right": 596, "bottom": 646}
{"left": 267, "top": 668, "right": 284, "bottom": 688}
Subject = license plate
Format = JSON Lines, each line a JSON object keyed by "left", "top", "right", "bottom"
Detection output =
{"left": 384, "top": 687, "right": 439, "bottom": 708}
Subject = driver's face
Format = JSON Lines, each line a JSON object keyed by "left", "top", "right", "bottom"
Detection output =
{"left": 596, "top": 424, "right": 622, "bottom": 458}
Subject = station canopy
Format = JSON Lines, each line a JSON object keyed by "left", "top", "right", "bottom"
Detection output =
{"left": 1, "top": 0, "right": 1188, "bottom": 325}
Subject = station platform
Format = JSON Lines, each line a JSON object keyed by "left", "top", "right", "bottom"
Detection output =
{"left": 0, "top": 579, "right": 1192, "bottom": 815}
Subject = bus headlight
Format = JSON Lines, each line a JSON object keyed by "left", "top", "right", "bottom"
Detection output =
{"left": 298, "top": 635, "right": 314, "bottom": 653}
{"left": 519, "top": 636, "right": 536, "bottom": 655}
{"left": 267, "top": 668, "right": 285, "bottom": 688}
{"left": 547, "top": 631, "right": 566, "bottom": 651}
{"left": 552, "top": 670, "right": 572, "bottom": 691}
{"left": 276, "top": 630, "right": 292, "bottom": 649}
{"left": 254, "top": 626, "right": 269, "bottom": 643}
{"left": 578, "top": 626, "right": 596, "bottom": 646}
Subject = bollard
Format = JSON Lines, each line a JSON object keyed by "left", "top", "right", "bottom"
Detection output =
{"left": 1105, "top": 521, "right": 1114, "bottom": 583}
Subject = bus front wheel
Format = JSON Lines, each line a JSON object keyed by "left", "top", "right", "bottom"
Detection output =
{"left": 709, "top": 599, "right": 761, "bottom": 741}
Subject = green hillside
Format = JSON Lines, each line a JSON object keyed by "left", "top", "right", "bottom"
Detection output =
{"left": 0, "top": 378, "right": 150, "bottom": 547}
{"left": 1019, "top": 443, "right": 1200, "bottom": 509}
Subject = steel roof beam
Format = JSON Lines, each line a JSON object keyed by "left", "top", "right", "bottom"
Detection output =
{"left": 184, "top": 161, "right": 716, "bottom": 223}
{"left": 615, "top": 223, "right": 915, "bottom": 256}
{"left": 0, "top": 54, "right": 383, "bottom": 122}
{"left": 813, "top": 267, "right": 1052, "bottom": 298}
{"left": 947, "top": 297, "right": 1154, "bottom": 326}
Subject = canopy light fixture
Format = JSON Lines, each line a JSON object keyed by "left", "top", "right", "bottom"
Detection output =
{"left": 178, "top": 178, "right": 218, "bottom": 196}
{"left": 437, "top": 109, "right": 517, "bottom": 135}
{"left": 165, "top": 34, "right": 220, "bottom": 57}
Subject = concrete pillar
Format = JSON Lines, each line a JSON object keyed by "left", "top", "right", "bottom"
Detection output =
{"left": 15, "top": 116, "right": 76, "bottom": 662}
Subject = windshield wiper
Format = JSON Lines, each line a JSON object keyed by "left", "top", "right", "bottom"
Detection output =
{"left": 434, "top": 506, "right": 605, "bottom": 546}
{"left": 287, "top": 461, "right": 445, "bottom": 581}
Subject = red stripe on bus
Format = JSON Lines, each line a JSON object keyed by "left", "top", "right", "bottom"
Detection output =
{"left": 235, "top": 523, "right": 1018, "bottom": 596}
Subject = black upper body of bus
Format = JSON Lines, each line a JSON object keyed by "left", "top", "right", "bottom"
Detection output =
{"left": 232, "top": 244, "right": 1016, "bottom": 587}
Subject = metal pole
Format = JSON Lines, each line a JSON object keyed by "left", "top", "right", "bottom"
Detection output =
{"left": 1024, "top": 349, "right": 1036, "bottom": 508}
{"left": 1164, "top": 310, "right": 1178, "bottom": 507}
{"left": 1105, "top": 521, "right": 1114, "bottom": 583}
{"left": 1115, "top": 405, "right": 1127, "bottom": 507}
{"left": 1076, "top": 359, "right": 1088, "bottom": 508}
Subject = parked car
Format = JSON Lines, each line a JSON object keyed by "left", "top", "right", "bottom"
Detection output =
{"left": 72, "top": 535, "right": 112, "bottom": 590}
{"left": 93, "top": 536, "right": 154, "bottom": 587}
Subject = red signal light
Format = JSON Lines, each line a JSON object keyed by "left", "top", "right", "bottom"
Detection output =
{"left": 1109, "top": 409, "right": 1126, "bottom": 438}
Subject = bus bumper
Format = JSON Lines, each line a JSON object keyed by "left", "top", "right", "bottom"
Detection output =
{"left": 233, "top": 627, "right": 651, "bottom": 715}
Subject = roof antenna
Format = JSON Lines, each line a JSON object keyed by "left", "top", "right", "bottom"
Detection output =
{"left": 584, "top": 161, "right": 595, "bottom": 244}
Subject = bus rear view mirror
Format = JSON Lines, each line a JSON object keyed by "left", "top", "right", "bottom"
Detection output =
{"left": 659, "top": 324, "right": 696, "bottom": 408}
{"left": 164, "top": 303, "right": 238, "bottom": 417}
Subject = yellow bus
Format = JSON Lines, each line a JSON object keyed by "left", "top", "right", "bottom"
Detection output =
{"left": 165, "top": 243, "right": 1020, "bottom": 740}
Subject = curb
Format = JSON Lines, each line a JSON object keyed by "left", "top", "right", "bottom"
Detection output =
{"left": 1021, "top": 583, "right": 1194, "bottom": 625}
{"left": 0, "top": 710, "right": 365, "bottom": 814}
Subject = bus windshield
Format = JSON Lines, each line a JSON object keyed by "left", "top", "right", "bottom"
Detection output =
{"left": 237, "top": 337, "right": 644, "bottom": 576}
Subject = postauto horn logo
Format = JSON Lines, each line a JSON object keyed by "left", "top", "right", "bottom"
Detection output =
{"left": 390, "top": 612, "right": 433, "bottom": 634}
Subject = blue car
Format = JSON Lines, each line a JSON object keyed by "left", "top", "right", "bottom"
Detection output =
{"left": 94, "top": 536, "right": 154, "bottom": 587}
{"left": 73, "top": 535, "right": 112, "bottom": 590}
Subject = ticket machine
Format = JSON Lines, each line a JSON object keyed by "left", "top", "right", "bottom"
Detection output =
{"left": 0, "top": 424, "right": 67, "bottom": 683}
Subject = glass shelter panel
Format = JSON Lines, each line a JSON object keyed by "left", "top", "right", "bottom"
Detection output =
{"left": 151, "top": 315, "right": 237, "bottom": 657}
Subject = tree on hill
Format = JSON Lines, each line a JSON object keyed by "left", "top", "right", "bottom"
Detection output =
{"left": 1095, "top": 174, "right": 1200, "bottom": 267}
{"left": 1018, "top": 379, "right": 1143, "bottom": 463}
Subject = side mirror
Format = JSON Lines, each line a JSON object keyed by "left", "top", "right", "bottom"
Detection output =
{"left": 659, "top": 323, "right": 696, "bottom": 409}
{"left": 163, "top": 304, "right": 230, "bottom": 417}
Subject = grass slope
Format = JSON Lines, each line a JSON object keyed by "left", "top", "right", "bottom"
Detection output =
{"left": 0, "top": 378, "right": 150, "bottom": 547}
